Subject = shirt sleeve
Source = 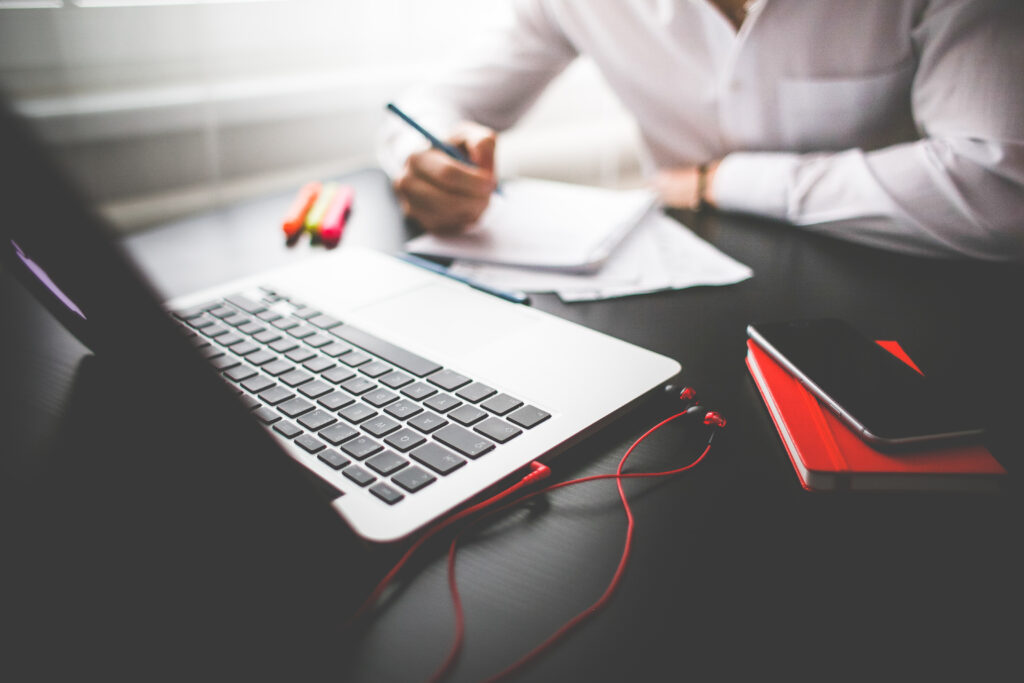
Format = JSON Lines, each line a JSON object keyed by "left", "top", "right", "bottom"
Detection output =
{"left": 713, "top": 0, "right": 1024, "bottom": 260}
{"left": 377, "top": 0, "right": 578, "bottom": 177}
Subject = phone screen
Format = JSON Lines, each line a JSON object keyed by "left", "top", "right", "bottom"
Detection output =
{"left": 747, "top": 319, "right": 984, "bottom": 447}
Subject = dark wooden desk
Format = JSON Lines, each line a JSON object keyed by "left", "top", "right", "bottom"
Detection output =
{"left": 4, "top": 168, "right": 1021, "bottom": 680}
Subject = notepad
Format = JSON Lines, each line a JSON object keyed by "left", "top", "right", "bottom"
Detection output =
{"left": 404, "top": 178, "right": 658, "bottom": 274}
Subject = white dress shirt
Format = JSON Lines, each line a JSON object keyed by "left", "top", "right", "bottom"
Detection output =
{"left": 380, "top": 0, "right": 1024, "bottom": 260}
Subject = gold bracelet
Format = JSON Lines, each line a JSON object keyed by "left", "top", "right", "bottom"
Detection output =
{"left": 696, "top": 163, "right": 709, "bottom": 211}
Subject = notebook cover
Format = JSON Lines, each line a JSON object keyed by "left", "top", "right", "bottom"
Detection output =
{"left": 745, "top": 339, "right": 1006, "bottom": 492}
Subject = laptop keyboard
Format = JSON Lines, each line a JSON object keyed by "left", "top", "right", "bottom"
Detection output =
{"left": 172, "top": 287, "right": 551, "bottom": 507}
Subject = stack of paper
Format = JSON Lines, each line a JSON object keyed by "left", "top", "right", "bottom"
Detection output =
{"left": 404, "top": 178, "right": 752, "bottom": 302}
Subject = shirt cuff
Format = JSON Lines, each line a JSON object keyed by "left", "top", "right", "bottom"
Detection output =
{"left": 712, "top": 152, "right": 803, "bottom": 220}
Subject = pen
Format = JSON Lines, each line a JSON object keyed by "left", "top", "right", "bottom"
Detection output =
{"left": 386, "top": 103, "right": 472, "bottom": 164}
{"left": 396, "top": 253, "right": 530, "bottom": 305}
{"left": 385, "top": 103, "right": 502, "bottom": 194}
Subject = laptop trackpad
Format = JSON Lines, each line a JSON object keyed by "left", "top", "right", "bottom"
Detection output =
{"left": 346, "top": 281, "right": 540, "bottom": 362}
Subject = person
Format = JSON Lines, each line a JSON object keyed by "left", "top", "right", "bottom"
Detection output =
{"left": 379, "top": 0, "right": 1024, "bottom": 260}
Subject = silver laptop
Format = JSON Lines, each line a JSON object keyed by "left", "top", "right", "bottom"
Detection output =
{"left": 167, "top": 245, "right": 680, "bottom": 542}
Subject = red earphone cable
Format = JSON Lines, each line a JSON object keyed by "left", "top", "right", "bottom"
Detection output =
{"left": 430, "top": 408, "right": 714, "bottom": 682}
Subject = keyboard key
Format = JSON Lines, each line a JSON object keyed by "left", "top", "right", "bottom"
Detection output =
{"left": 320, "top": 341, "right": 352, "bottom": 357}
{"left": 252, "top": 329, "right": 282, "bottom": 344}
{"left": 307, "top": 313, "right": 342, "bottom": 330}
{"left": 392, "top": 466, "right": 436, "bottom": 493}
{"left": 216, "top": 333, "right": 243, "bottom": 347}
{"left": 343, "top": 465, "right": 376, "bottom": 487}
{"left": 304, "top": 333, "right": 334, "bottom": 348}
{"left": 400, "top": 382, "right": 437, "bottom": 401}
{"left": 474, "top": 417, "right": 522, "bottom": 444}
{"left": 384, "top": 428, "right": 426, "bottom": 453}
{"left": 424, "top": 393, "right": 462, "bottom": 413}
{"left": 224, "top": 364, "right": 257, "bottom": 382}
{"left": 435, "top": 425, "right": 495, "bottom": 459}
{"left": 411, "top": 442, "right": 465, "bottom": 475}
{"left": 225, "top": 293, "right": 266, "bottom": 314}
{"left": 341, "top": 437, "right": 383, "bottom": 460}
{"left": 384, "top": 399, "right": 423, "bottom": 420}
{"left": 285, "top": 347, "right": 316, "bottom": 364}
{"left": 288, "top": 325, "right": 317, "bottom": 339}
{"left": 200, "top": 323, "right": 229, "bottom": 338}
{"left": 253, "top": 406, "right": 280, "bottom": 425}
{"left": 340, "top": 351, "right": 371, "bottom": 367}
{"left": 317, "top": 450, "right": 349, "bottom": 470}
{"left": 448, "top": 404, "right": 487, "bottom": 426}
{"left": 481, "top": 393, "right": 523, "bottom": 416}
{"left": 427, "top": 369, "right": 471, "bottom": 391}
{"left": 380, "top": 371, "right": 413, "bottom": 389}
{"left": 269, "top": 338, "right": 298, "bottom": 353}
{"left": 245, "top": 349, "right": 276, "bottom": 367}
{"left": 240, "top": 394, "right": 261, "bottom": 410}
{"left": 331, "top": 324, "right": 442, "bottom": 377}
{"left": 341, "top": 377, "right": 376, "bottom": 395}
{"left": 369, "top": 482, "right": 404, "bottom": 505}
{"left": 295, "top": 434, "right": 326, "bottom": 454}
{"left": 303, "top": 356, "right": 335, "bottom": 374}
{"left": 241, "top": 375, "right": 275, "bottom": 394}
{"left": 298, "top": 379, "right": 333, "bottom": 399}
{"left": 280, "top": 369, "right": 313, "bottom": 387}
{"left": 323, "top": 366, "right": 356, "bottom": 384}
{"left": 508, "top": 405, "right": 551, "bottom": 429}
{"left": 366, "top": 450, "right": 408, "bottom": 476}
{"left": 271, "top": 317, "right": 300, "bottom": 331}
{"left": 210, "top": 355, "right": 240, "bottom": 371}
{"left": 278, "top": 397, "right": 314, "bottom": 418}
{"left": 298, "top": 409, "right": 337, "bottom": 432}
{"left": 222, "top": 313, "right": 250, "bottom": 327}
{"left": 273, "top": 420, "right": 302, "bottom": 439}
{"left": 360, "top": 360, "right": 392, "bottom": 378}
{"left": 339, "top": 403, "right": 377, "bottom": 423}
{"left": 317, "top": 391, "right": 354, "bottom": 411}
{"left": 408, "top": 411, "right": 448, "bottom": 434}
{"left": 230, "top": 341, "right": 259, "bottom": 356}
{"left": 259, "top": 385, "right": 295, "bottom": 406}
{"left": 456, "top": 382, "right": 496, "bottom": 403}
{"left": 364, "top": 416, "right": 401, "bottom": 438}
{"left": 237, "top": 321, "right": 265, "bottom": 336}
{"left": 364, "top": 388, "right": 398, "bottom": 407}
{"left": 319, "top": 422, "right": 358, "bottom": 446}
{"left": 262, "top": 359, "right": 294, "bottom": 376}
{"left": 173, "top": 303, "right": 214, "bottom": 320}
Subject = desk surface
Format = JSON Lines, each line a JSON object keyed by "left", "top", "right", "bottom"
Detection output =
{"left": 4, "top": 168, "right": 1022, "bottom": 679}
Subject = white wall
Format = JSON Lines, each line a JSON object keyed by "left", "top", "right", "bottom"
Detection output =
{"left": 0, "top": 0, "right": 642, "bottom": 231}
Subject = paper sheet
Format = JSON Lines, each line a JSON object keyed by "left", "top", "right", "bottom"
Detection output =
{"left": 447, "top": 211, "right": 753, "bottom": 302}
{"left": 405, "top": 178, "right": 657, "bottom": 273}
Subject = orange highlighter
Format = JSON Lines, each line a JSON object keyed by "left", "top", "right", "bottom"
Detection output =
{"left": 319, "top": 185, "right": 354, "bottom": 244}
{"left": 282, "top": 181, "right": 321, "bottom": 238}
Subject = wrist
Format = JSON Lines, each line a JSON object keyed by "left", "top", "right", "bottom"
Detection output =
{"left": 696, "top": 160, "right": 720, "bottom": 211}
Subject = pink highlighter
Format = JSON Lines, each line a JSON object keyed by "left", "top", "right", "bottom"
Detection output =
{"left": 319, "top": 185, "right": 354, "bottom": 245}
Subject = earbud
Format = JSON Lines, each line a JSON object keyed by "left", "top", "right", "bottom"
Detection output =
{"left": 703, "top": 411, "right": 727, "bottom": 428}
{"left": 663, "top": 384, "right": 699, "bottom": 406}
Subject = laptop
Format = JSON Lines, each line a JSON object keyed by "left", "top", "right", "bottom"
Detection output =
{"left": 1, "top": 98, "right": 680, "bottom": 554}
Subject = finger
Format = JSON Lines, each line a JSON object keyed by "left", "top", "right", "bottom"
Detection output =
{"left": 409, "top": 148, "right": 495, "bottom": 199}
{"left": 396, "top": 167, "right": 489, "bottom": 233}
{"left": 450, "top": 123, "right": 497, "bottom": 173}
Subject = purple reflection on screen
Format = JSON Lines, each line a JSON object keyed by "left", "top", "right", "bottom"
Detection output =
{"left": 12, "top": 239, "right": 86, "bottom": 320}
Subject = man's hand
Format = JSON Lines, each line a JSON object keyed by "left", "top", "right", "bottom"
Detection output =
{"left": 393, "top": 122, "right": 498, "bottom": 234}
{"left": 654, "top": 160, "right": 720, "bottom": 210}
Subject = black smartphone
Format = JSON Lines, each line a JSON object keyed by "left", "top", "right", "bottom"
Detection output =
{"left": 747, "top": 318, "right": 985, "bottom": 449}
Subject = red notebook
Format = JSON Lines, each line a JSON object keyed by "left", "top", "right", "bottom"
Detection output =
{"left": 745, "top": 339, "right": 1006, "bottom": 492}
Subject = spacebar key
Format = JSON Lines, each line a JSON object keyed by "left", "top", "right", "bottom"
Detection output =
{"left": 330, "top": 324, "right": 442, "bottom": 377}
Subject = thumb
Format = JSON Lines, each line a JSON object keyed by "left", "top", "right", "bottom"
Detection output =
{"left": 451, "top": 122, "right": 496, "bottom": 173}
